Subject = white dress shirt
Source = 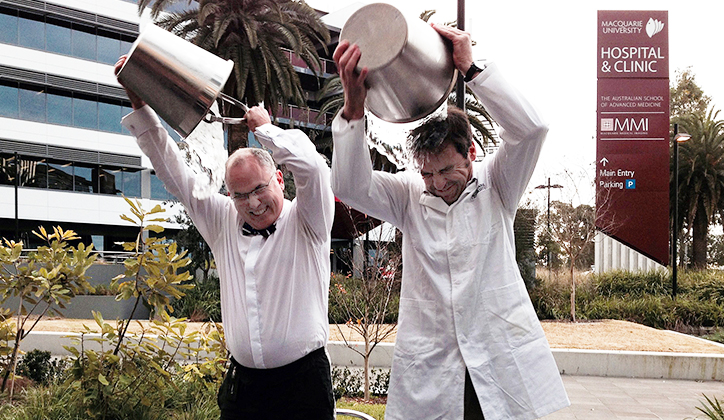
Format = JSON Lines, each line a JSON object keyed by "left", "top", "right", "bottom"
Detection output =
{"left": 123, "top": 107, "right": 334, "bottom": 368}
{"left": 331, "top": 63, "right": 569, "bottom": 419}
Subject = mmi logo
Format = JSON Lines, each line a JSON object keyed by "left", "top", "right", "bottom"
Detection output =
{"left": 600, "top": 117, "right": 649, "bottom": 132}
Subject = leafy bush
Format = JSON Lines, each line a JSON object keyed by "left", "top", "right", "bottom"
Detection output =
{"left": 17, "top": 350, "right": 68, "bottom": 386}
{"left": 703, "top": 328, "right": 724, "bottom": 344}
{"left": 332, "top": 366, "right": 363, "bottom": 400}
{"left": 530, "top": 269, "right": 724, "bottom": 332}
{"left": 332, "top": 367, "right": 390, "bottom": 400}
{"left": 593, "top": 270, "right": 671, "bottom": 298}
{"left": 0, "top": 227, "right": 96, "bottom": 401}
{"left": 0, "top": 371, "right": 220, "bottom": 420}
{"left": 697, "top": 394, "right": 724, "bottom": 420}
{"left": 171, "top": 274, "right": 221, "bottom": 322}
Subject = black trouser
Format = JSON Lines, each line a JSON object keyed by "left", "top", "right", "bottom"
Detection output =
{"left": 464, "top": 369, "right": 485, "bottom": 420}
{"left": 218, "top": 347, "right": 334, "bottom": 420}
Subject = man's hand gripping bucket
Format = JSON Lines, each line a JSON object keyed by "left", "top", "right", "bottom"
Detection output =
{"left": 116, "top": 24, "right": 247, "bottom": 138}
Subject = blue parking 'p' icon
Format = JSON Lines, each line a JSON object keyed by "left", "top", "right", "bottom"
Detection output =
{"left": 625, "top": 179, "right": 636, "bottom": 189}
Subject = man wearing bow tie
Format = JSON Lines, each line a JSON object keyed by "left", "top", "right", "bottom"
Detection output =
{"left": 115, "top": 57, "right": 335, "bottom": 420}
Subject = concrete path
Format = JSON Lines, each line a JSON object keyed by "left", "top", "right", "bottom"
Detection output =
{"left": 542, "top": 375, "right": 724, "bottom": 420}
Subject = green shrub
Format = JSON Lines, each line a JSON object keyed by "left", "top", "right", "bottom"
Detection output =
{"left": 332, "top": 367, "right": 390, "bottom": 400}
{"left": 171, "top": 274, "right": 222, "bottom": 322}
{"left": 17, "top": 350, "right": 68, "bottom": 386}
{"left": 697, "top": 394, "right": 724, "bottom": 420}
{"left": 703, "top": 328, "right": 724, "bottom": 344}
{"left": 530, "top": 269, "right": 724, "bottom": 331}
{"left": 0, "top": 381, "right": 84, "bottom": 420}
{"left": 592, "top": 270, "right": 670, "bottom": 298}
{"left": 529, "top": 276, "right": 570, "bottom": 320}
{"left": 583, "top": 296, "right": 672, "bottom": 328}
{"left": 332, "top": 366, "right": 363, "bottom": 399}
{"left": 0, "top": 373, "right": 220, "bottom": 420}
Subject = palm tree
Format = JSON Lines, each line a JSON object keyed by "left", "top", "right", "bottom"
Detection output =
{"left": 672, "top": 108, "right": 724, "bottom": 268}
{"left": 138, "top": 0, "right": 331, "bottom": 152}
{"left": 316, "top": 10, "right": 497, "bottom": 160}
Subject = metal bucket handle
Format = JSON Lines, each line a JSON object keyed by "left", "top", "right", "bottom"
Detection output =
{"left": 204, "top": 93, "right": 249, "bottom": 125}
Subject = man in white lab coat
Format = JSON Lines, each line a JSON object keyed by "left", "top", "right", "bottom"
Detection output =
{"left": 331, "top": 24, "right": 570, "bottom": 419}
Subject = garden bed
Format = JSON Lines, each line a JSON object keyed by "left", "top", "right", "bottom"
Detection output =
{"left": 26, "top": 318, "right": 724, "bottom": 354}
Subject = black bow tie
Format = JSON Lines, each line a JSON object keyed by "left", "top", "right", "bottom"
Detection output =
{"left": 242, "top": 222, "right": 276, "bottom": 238}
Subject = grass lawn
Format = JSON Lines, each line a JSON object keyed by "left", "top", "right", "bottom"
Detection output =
{"left": 336, "top": 398, "right": 386, "bottom": 419}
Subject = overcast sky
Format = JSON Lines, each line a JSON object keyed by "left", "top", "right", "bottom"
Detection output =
{"left": 306, "top": 0, "right": 724, "bottom": 208}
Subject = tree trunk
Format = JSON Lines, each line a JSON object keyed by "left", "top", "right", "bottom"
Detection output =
{"left": 691, "top": 203, "right": 708, "bottom": 269}
{"left": 570, "top": 262, "right": 576, "bottom": 322}
{"left": 363, "top": 335, "right": 371, "bottom": 400}
{"left": 225, "top": 103, "right": 249, "bottom": 155}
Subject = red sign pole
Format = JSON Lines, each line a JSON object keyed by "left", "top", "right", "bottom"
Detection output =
{"left": 596, "top": 10, "right": 670, "bottom": 265}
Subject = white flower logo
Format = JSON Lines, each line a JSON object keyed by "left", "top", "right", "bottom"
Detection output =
{"left": 646, "top": 18, "right": 664, "bottom": 38}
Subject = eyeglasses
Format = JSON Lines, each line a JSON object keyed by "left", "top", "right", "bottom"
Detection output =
{"left": 231, "top": 173, "right": 276, "bottom": 202}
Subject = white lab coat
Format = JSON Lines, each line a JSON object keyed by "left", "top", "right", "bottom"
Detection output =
{"left": 331, "top": 63, "right": 570, "bottom": 419}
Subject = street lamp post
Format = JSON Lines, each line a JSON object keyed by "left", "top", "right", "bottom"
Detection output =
{"left": 14, "top": 152, "right": 19, "bottom": 242}
{"left": 456, "top": 0, "right": 465, "bottom": 110}
{"left": 672, "top": 123, "right": 690, "bottom": 299}
{"left": 535, "top": 178, "right": 563, "bottom": 276}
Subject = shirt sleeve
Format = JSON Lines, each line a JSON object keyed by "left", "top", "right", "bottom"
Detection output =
{"left": 468, "top": 63, "right": 549, "bottom": 213}
{"left": 253, "top": 124, "right": 334, "bottom": 242}
{"left": 330, "top": 116, "right": 409, "bottom": 229}
{"left": 121, "top": 106, "right": 229, "bottom": 246}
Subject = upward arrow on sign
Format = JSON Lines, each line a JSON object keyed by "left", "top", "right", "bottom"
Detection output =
{"left": 600, "top": 157, "right": 609, "bottom": 166}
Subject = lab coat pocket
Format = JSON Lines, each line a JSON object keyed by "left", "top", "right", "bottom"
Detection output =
{"left": 482, "top": 283, "right": 536, "bottom": 348}
{"left": 461, "top": 187, "right": 501, "bottom": 245}
{"left": 396, "top": 298, "right": 436, "bottom": 354}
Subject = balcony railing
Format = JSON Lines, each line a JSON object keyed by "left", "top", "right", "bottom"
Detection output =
{"left": 276, "top": 104, "right": 332, "bottom": 129}
{"left": 281, "top": 48, "right": 337, "bottom": 75}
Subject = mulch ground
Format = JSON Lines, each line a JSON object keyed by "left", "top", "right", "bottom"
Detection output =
{"left": 27, "top": 318, "right": 724, "bottom": 354}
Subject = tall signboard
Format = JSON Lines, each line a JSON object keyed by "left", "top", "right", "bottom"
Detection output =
{"left": 596, "top": 11, "right": 669, "bottom": 265}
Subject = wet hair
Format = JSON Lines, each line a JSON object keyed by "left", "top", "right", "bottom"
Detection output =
{"left": 408, "top": 107, "right": 472, "bottom": 163}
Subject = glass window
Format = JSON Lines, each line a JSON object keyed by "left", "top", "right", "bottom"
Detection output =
{"left": 0, "top": 8, "right": 18, "bottom": 45}
{"left": 18, "top": 85, "right": 46, "bottom": 122}
{"left": 0, "top": 84, "right": 19, "bottom": 118}
{"left": 73, "top": 96, "right": 97, "bottom": 129}
{"left": 0, "top": 154, "right": 16, "bottom": 186}
{"left": 98, "top": 167, "right": 120, "bottom": 195}
{"left": 47, "top": 161, "right": 73, "bottom": 191}
{"left": 97, "top": 30, "right": 121, "bottom": 65}
{"left": 20, "top": 158, "right": 47, "bottom": 188}
{"left": 121, "top": 37, "right": 133, "bottom": 55}
{"left": 98, "top": 101, "right": 122, "bottom": 133}
{"left": 47, "top": 90, "right": 72, "bottom": 126}
{"left": 151, "top": 172, "right": 175, "bottom": 201}
{"left": 74, "top": 164, "right": 95, "bottom": 192}
{"left": 120, "top": 105, "right": 133, "bottom": 134}
{"left": 46, "top": 18, "right": 72, "bottom": 56}
{"left": 122, "top": 169, "right": 141, "bottom": 198}
{"left": 71, "top": 23, "right": 96, "bottom": 61}
{"left": 160, "top": 119, "right": 181, "bottom": 142}
{"left": 18, "top": 12, "right": 44, "bottom": 50}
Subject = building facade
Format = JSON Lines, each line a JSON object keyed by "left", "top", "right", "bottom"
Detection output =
{"left": 0, "top": 0, "right": 339, "bottom": 256}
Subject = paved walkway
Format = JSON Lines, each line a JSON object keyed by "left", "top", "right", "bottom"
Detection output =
{"left": 542, "top": 375, "right": 724, "bottom": 420}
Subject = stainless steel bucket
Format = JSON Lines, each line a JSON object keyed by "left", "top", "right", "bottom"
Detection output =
{"left": 340, "top": 3, "right": 456, "bottom": 123}
{"left": 117, "top": 24, "right": 245, "bottom": 138}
